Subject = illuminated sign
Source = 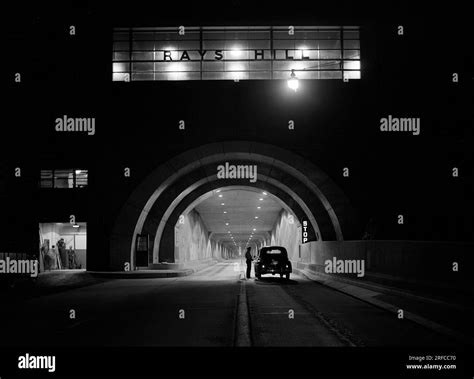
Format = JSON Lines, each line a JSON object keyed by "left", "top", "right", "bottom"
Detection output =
{"left": 302, "top": 219, "right": 309, "bottom": 244}
{"left": 112, "top": 26, "right": 361, "bottom": 81}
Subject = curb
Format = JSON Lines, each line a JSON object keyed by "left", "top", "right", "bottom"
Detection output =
{"left": 87, "top": 270, "right": 194, "bottom": 279}
{"left": 293, "top": 267, "right": 474, "bottom": 346}
{"left": 87, "top": 259, "right": 221, "bottom": 279}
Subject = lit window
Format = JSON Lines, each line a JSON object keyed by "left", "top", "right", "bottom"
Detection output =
{"left": 112, "top": 26, "right": 361, "bottom": 81}
{"left": 40, "top": 169, "right": 88, "bottom": 189}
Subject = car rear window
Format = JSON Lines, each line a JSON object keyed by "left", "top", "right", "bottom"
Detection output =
{"left": 260, "top": 248, "right": 287, "bottom": 260}
{"left": 266, "top": 249, "right": 283, "bottom": 255}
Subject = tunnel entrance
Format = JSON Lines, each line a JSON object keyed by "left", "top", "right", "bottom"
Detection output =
{"left": 110, "top": 141, "right": 355, "bottom": 270}
{"left": 172, "top": 186, "right": 307, "bottom": 265}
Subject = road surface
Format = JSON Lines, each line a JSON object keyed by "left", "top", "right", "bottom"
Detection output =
{"left": 0, "top": 260, "right": 456, "bottom": 347}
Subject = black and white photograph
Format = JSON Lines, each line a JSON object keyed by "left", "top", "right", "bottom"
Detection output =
{"left": 1, "top": 1, "right": 473, "bottom": 378}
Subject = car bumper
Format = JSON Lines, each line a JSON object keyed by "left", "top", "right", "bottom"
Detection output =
{"left": 257, "top": 267, "right": 292, "bottom": 274}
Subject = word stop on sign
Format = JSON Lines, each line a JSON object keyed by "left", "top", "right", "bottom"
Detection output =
{"left": 302, "top": 220, "right": 309, "bottom": 243}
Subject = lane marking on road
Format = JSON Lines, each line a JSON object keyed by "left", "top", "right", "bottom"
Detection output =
{"left": 234, "top": 280, "right": 252, "bottom": 347}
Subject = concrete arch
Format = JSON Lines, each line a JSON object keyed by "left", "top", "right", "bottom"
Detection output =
{"left": 154, "top": 176, "right": 320, "bottom": 263}
{"left": 153, "top": 184, "right": 311, "bottom": 263}
{"left": 151, "top": 176, "right": 320, "bottom": 264}
{"left": 110, "top": 141, "right": 354, "bottom": 270}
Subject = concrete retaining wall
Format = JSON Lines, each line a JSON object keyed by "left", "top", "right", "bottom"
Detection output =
{"left": 294, "top": 240, "right": 474, "bottom": 293}
{"left": 150, "top": 257, "right": 219, "bottom": 271}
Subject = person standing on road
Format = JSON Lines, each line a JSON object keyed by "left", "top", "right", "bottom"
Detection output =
{"left": 245, "top": 247, "right": 253, "bottom": 279}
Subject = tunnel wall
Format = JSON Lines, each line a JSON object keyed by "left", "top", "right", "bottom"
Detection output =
{"left": 174, "top": 209, "right": 228, "bottom": 263}
{"left": 295, "top": 240, "right": 474, "bottom": 292}
{"left": 269, "top": 209, "right": 300, "bottom": 262}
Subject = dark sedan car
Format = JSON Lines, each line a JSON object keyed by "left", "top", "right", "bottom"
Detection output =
{"left": 254, "top": 246, "right": 292, "bottom": 280}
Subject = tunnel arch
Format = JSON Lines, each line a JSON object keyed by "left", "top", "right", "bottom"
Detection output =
{"left": 110, "top": 141, "right": 355, "bottom": 270}
{"left": 156, "top": 184, "right": 311, "bottom": 264}
{"left": 152, "top": 178, "right": 321, "bottom": 264}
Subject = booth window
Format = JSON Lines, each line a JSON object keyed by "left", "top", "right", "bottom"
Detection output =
{"left": 39, "top": 222, "right": 87, "bottom": 271}
{"left": 40, "top": 169, "right": 88, "bottom": 188}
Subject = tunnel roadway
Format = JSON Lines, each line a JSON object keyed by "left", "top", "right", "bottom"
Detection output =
{"left": 0, "top": 261, "right": 456, "bottom": 347}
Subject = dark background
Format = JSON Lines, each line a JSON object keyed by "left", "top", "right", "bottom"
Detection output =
{"left": 2, "top": 1, "right": 473, "bottom": 269}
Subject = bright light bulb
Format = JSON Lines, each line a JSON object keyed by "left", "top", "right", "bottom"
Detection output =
{"left": 288, "top": 69, "right": 299, "bottom": 92}
{"left": 230, "top": 46, "right": 242, "bottom": 57}
{"left": 288, "top": 78, "right": 299, "bottom": 91}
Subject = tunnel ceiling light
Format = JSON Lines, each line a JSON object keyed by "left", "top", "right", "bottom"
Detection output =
{"left": 225, "top": 222, "right": 229, "bottom": 225}
{"left": 253, "top": 228, "right": 256, "bottom": 231}
{"left": 262, "top": 192, "right": 267, "bottom": 195}
{"left": 259, "top": 198, "right": 263, "bottom": 201}
{"left": 221, "top": 203, "right": 225, "bottom": 206}
{"left": 218, "top": 194, "right": 223, "bottom": 198}
{"left": 254, "top": 216, "right": 259, "bottom": 219}
{"left": 257, "top": 206, "right": 261, "bottom": 209}
{"left": 288, "top": 69, "right": 299, "bottom": 92}
{"left": 223, "top": 211, "right": 227, "bottom": 214}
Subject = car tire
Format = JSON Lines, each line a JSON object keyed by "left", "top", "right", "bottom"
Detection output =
{"left": 286, "top": 273, "right": 290, "bottom": 280}
{"left": 280, "top": 274, "right": 283, "bottom": 278}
